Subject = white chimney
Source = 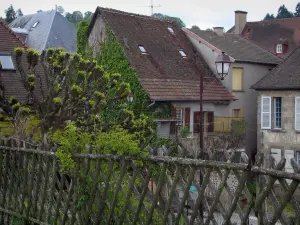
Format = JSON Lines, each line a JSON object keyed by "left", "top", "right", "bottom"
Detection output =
{"left": 234, "top": 10, "right": 247, "bottom": 34}
{"left": 213, "top": 27, "right": 224, "bottom": 36}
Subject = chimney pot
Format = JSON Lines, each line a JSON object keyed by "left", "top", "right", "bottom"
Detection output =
{"left": 234, "top": 10, "right": 247, "bottom": 34}
{"left": 213, "top": 27, "right": 224, "bottom": 36}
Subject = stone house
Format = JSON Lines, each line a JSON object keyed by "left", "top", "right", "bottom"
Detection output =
{"left": 9, "top": 11, "right": 77, "bottom": 53}
{"left": 183, "top": 28, "right": 282, "bottom": 158}
{"left": 252, "top": 46, "right": 300, "bottom": 170}
{"left": 87, "top": 7, "right": 237, "bottom": 139}
{"left": 228, "top": 10, "right": 300, "bottom": 58}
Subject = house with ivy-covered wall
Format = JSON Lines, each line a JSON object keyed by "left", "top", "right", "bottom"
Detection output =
{"left": 87, "top": 7, "right": 236, "bottom": 139}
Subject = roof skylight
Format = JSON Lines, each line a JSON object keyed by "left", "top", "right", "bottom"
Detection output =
{"left": 179, "top": 50, "right": 187, "bottom": 58}
{"left": 0, "top": 55, "right": 15, "bottom": 70}
{"left": 32, "top": 22, "right": 39, "bottom": 29}
{"left": 168, "top": 27, "right": 174, "bottom": 34}
{"left": 138, "top": 45, "right": 147, "bottom": 54}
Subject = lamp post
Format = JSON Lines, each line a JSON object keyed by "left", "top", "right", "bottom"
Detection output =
{"left": 198, "top": 51, "right": 231, "bottom": 218}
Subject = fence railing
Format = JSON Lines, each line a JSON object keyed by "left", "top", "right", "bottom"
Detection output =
{"left": 0, "top": 140, "right": 300, "bottom": 224}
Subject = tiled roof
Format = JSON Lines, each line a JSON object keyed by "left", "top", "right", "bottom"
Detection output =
{"left": 0, "top": 19, "right": 29, "bottom": 102}
{"left": 241, "top": 17, "right": 300, "bottom": 58}
{"left": 88, "top": 7, "right": 235, "bottom": 102}
{"left": 187, "top": 29, "right": 282, "bottom": 65}
{"left": 10, "top": 11, "right": 77, "bottom": 53}
{"left": 252, "top": 45, "right": 300, "bottom": 90}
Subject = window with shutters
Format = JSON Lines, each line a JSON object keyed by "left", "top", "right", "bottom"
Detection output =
{"left": 295, "top": 97, "right": 300, "bottom": 131}
{"left": 261, "top": 96, "right": 271, "bottom": 129}
{"left": 274, "top": 97, "right": 282, "bottom": 129}
{"left": 232, "top": 68, "right": 243, "bottom": 91}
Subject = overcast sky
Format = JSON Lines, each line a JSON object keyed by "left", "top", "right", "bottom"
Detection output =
{"left": 1, "top": 0, "right": 299, "bottom": 30}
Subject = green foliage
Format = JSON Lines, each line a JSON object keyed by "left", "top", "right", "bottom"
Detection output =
{"left": 152, "top": 102, "right": 174, "bottom": 119}
{"left": 277, "top": 5, "right": 294, "bottom": 18}
{"left": 180, "top": 126, "right": 190, "bottom": 138}
{"left": 152, "top": 13, "right": 186, "bottom": 28}
{"left": 191, "top": 25, "right": 200, "bottom": 30}
{"left": 295, "top": 3, "right": 300, "bottom": 17}
{"left": 264, "top": 13, "right": 275, "bottom": 20}
{"left": 77, "top": 20, "right": 89, "bottom": 54}
{"left": 5, "top": 4, "right": 16, "bottom": 23}
{"left": 247, "top": 182, "right": 256, "bottom": 196}
{"left": 231, "top": 119, "right": 246, "bottom": 137}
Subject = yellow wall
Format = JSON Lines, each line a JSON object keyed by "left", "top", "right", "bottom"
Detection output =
{"left": 214, "top": 117, "right": 243, "bottom": 133}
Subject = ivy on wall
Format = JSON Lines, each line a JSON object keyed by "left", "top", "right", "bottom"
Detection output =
{"left": 76, "top": 20, "right": 89, "bottom": 55}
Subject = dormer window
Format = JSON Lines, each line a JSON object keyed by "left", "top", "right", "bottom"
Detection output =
{"left": 0, "top": 55, "right": 15, "bottom": 70}
{"left": 32, "top": 22, "right": 39, "bottom": 29}
{"left": 168, "top": 26, "right": 174, "bottom": 34}
{"left": 138, "top": 45, "right": 147, "bottom": 54}
{"left": 276, "top": 44, "right": 282, "bottom": 54}
{"left": 179, "top": 50, "right": 187, "bottom": 58}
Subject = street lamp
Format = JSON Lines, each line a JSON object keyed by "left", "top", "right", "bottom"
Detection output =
{"left": 127, "top": 91, "right": 134, "bottom": 103}
{"left": 215, "top": 52, "right": 232, "bottom": 80}
{"left": 198, "top": 51, "right": 231, "bottom": 219}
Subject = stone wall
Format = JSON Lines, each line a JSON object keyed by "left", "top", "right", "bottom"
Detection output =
{"left": 257, "top": 90, "right": 300, "bottom": 168}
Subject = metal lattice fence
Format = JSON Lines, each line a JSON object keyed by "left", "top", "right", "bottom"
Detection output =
{"left": 0, "top": 140, "right": 300, "bottom": 224}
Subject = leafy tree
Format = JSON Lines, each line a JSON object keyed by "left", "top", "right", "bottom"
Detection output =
{"left": 16, "top": 9, "right": 23, "bottom": 17}
{"left": 295, "top": 2, "right": 300, "bottom": 17}
{"left": 4, "top": 5, "right": 16, "bottom": 23}
{"left": 0, "top": 47, "right": 135, "bottom": 147}
{"left": 276, "top": 5, "right": 294, "bottom": 18}
{"left": 66, "top": 11, "right": 84, "bottom": 24}
{"left": 56, "top": 5, "right": 65, "bottom": 14}
{"left": 191, "top": 25, "right": 200, "bottom": 30}
{"left": 83, "top": 11, "right": 92, "bottom": 20}
{"left": 37, "top": 10, "right": 43, "bottom": 13}
{"left": 152, "top": 13, "right": 186, "bottom": 28}
{"left": 264, "top": 13, "right": 275, "bottom": 20}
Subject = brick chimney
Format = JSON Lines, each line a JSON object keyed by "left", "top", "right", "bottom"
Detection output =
{"left": 234, "top": 10, "right": 247, "bottom": 34}
{"left": 213, "top": 27, "right": 224, "bottom": 36}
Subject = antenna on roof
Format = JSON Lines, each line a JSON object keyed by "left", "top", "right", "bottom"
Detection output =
{"left": 137, "top": 0, "right": 161, "bottom": 16}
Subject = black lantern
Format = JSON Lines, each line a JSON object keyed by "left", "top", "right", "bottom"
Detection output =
{"left": 127, "top": 91, "right": 134, "bottom": 103}
{"left": 215, "top": 52, "right": 232, "bottom": 80}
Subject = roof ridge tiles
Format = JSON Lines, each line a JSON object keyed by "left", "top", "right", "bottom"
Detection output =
{"left": 0, "top": 19, "right": 27, "bottom": 48}
{"left": 97, "top": 6, "right": 176, "bottom": 24}
{"left": 247, "top": 16, "right": 300, "bottom": 25}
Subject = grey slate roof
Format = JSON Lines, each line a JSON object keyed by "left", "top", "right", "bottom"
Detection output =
{"left": 9, "top": 11, "right": 76, "bottom": 53}
{"left": 189, "top": 29, "right": 282, "bottom": 65}
{"left": 252, "top": 46, "right": 300, "bottom": 90}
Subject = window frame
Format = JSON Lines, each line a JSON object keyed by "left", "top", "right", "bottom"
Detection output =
{"left": 168, "top": 26, "right": 175, "bottom": 34}
{"left": 32, "top": 21, "right": 39, "bottom": 29}
{"left": 273, "top": 97, "right": 282, "bottom": 129}
{"left": 276, "top": 44, "right": 282, "bottom": 54}
{"left": 0, "top": 53, "right": 15, "bottom": 70}
{"left": 295, "top": 97, "right": 300, "bottom": 131}
{"left": 231, "top": 67, "right": 243, "bottom": 91}
{"left": 261, "top": 96, "right": 272, "bottom": 129}
{"left": 232, "top": 109, "right": 242, "bottom": 118}
{"left": 138, "top": 45, "right": 147, "bottom": 54}
{"left": 178, "top": 50, "right": 187, "bottom": 58}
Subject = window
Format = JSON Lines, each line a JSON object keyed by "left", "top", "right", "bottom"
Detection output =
{"left": 176, "top": 108, "right": 183, "bottom": 125}
{"left": 179, "top": 50, "right": 187, "bottom": 58}
{"left": 274, "top": 97, "right": 282, "bottom": 129}
{"left": 232, "top": 68, "right": 243, "bottom": 91}
{"left": 261, "top": 96, "right": 271, "bottom": 129}
{"left": 276, "top": 44, "right": 282, "bottom": 54}
{"left": 32, "top": 22, "right": 39, "bottom": 29}
{"left": 0, "top": 55, "right": 15, "bottom": 70}
{"left": 295, "top": 97, "right": 300, "bottom": 130}
{"left": 138, "top": 45, "right": 147, "bottom": 54}
{"left": 168, "top": 26, "right": 174, "bottom": 34}
{"left": 232, "top": 109, "right": 242, "bottom": 118}
{"left": 296, "top": 151, "right": 300, "bottom": 165}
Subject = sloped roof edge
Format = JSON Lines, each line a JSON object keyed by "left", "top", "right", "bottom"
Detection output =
{"left": 0, "top": 19, "right": 27, "bottom": 48}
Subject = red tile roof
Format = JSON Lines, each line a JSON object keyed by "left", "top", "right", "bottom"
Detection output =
{"left": 88, "top": 7, "right": 235, "bottom": 102}
{"left": 0, "top": 19, "right": 29, "bottom": 102}
{"left": 241, "top": 17, "right": 300, "bottom": 58}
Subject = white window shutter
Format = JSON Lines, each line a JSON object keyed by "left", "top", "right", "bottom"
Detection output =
{"left": 271, "top": 148, "right": 281, "bottom": 165}
{"left": 295, "top": 97, "right": 300, "bottom": 130}
{"left": 285, "top": 150, "right": 294, "bottom": 173}
{"left": 261, "top": 96, "right": 271, "bottom": 129}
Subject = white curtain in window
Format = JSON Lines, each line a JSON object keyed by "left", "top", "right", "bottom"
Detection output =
{"left": 295, "top": 97, "right": 300, "bottom": 130}
{"left": 261, "top": 96, "right": 271, "bottom": 129}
